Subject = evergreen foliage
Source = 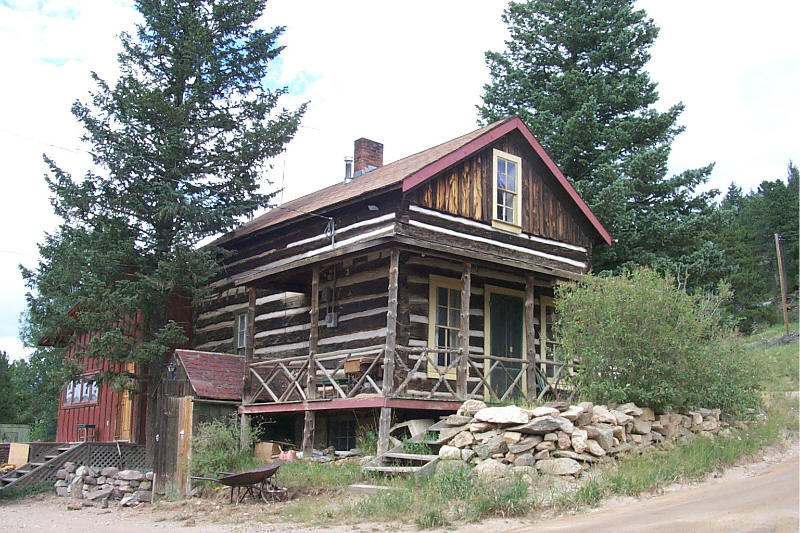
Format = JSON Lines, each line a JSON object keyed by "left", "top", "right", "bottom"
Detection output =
{"left": 20, "top": 0, "right": 305, "bottom": 438}
{"left": 479, "top": 0, "right": 727, "bottom": 290}
{"left": 555, "top": 268, "right": 761, "bottom": 413}
{"left": 713, "top": 163, "right": 799, "bottom": 331}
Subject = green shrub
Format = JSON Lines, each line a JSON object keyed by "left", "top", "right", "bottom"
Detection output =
{"left": 190, "top": 415, "right": 260, "bottom": 478}
{"left": 555, "top": 268, "right": 761, "bottom": 413}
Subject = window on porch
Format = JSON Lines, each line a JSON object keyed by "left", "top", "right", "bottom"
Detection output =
{"left": 428, "top": 275, "right": 461, "bottom": 378}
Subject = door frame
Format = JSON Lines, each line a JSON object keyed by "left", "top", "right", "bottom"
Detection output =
{"left": 483, "top": 284, "right": 527, "bottom": 400}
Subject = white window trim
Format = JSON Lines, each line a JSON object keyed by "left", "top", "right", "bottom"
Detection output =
{"left": 492, "top": 148, "right": 523, "bottom": 234}
{"left": 235, "top": 311, "right": 248, "bottom": 354}
{"left": 427, "top": 274, "right": 462, "bottom": 380}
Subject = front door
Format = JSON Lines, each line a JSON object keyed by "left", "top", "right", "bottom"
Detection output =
{"left": 489, "top": 292, "right": 524, "bottom": 400}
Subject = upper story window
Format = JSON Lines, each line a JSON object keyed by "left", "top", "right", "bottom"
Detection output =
{"left": 236, "top": 312, "right": 248, "bottom": 355}
{"left": 492, "top": 148, "right": 522, "bottom": 233}
{"left": 63, "top": 378, "right": 98, "bottom": 406}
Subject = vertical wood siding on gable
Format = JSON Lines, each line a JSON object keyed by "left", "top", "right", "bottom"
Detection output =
{"left": 409, "top": 131, "right": 595, "bottom": 249}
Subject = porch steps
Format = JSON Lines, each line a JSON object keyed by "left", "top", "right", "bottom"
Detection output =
{"left": 0, "top": 443, "right": 83, "bottom": 495}
{"left": 360, "top": 419, "right": 454, "bottom": 479}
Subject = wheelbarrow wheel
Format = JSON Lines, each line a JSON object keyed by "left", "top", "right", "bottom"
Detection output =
{"left": 259, "top": 478, "right": 287, "bottom": 503}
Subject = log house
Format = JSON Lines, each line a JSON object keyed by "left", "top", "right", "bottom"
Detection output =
{"left": 193, "top": 117, "right": 611, "bottom": 454}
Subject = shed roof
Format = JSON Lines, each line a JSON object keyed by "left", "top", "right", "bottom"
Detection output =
{"left": 215, "top": 117, "right": 611, "bottom": 246}
{"left": 174, "top": 349, "right": 244, "bottom": 401}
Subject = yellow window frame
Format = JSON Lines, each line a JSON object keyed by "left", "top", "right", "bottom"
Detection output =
{"left": 427, "top": 274, "right": 462, "bottom": 380}
{"left": 491, "top": 148, "right": 523, "bottom": 233}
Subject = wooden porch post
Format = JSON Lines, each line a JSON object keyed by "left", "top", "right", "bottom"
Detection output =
{"left": 456, "top": 263, "right": 471, "bottom": 399}
{"left": 377, "top": 248, "right": 400, "bottom": 456}
{"left": 240, "top": 285, "right": 256, "bottom": 449}
{"left": 302, "top": 266, "right": 320, "bottom": 458}
{"left": 524, "top": 274, "right": 537, "bottom": 401}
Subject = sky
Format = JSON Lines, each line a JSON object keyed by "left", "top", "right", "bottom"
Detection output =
{"left": 0, "top": 0, "right": 798, "bottom": 361}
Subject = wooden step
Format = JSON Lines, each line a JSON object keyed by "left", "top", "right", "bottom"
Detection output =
{"left": 362, "top": 465, "right": 421, "bottom": 474}
{"left": 29, "top": 462, "right": 44, "bottom": 467}
{"left": 383, "top": 452, "right": 438, "bottom": 462}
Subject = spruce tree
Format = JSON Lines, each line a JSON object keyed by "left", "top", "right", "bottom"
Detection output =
{"left": 479, "top": 0, "right": 727, "bottom": 289}
{"left": 21, "top": 0, "right": 305, "bottom": 451}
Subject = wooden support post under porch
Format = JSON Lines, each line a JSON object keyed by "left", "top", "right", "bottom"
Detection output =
{"left": 301, "top": 266, "right": 320, "bottom": 457}
{"left": 240, "top": 285, "right": 256, "bottom": 449}
{"left": 456, "top": 262, "right": 471, "bottom": 399}
{"left": 377, "top": 248, "right": 400, "bottom": 457}
{"left": 524, "top": 274, "right": 538, "bottom": 400}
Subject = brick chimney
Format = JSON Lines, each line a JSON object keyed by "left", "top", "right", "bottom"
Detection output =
{"left": 353, "top": 138, "right": 383, "bottom": 176}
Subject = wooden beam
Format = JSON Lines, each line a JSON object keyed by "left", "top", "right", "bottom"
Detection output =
{"left": 240, "top": 285, "right": 256, "bottom": 449}
{"left": 525, "top": 274, "right": 537, "bottom": 401}
{"left": 302, "top": 267, "right": 320, "bottom": 458}
{"left": 378, "top": 248, "right": 400, "bottom": 456}
{"left": 457, "top": 262, "right": 471, "bottom": 399}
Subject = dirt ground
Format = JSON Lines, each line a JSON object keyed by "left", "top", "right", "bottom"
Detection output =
{"left": 1, "top": 439, "right": 797, "bottom": 533}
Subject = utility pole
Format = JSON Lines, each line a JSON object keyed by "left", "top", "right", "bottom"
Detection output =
{"left": 774, "top": 233, "right": 790, "bottom": 336}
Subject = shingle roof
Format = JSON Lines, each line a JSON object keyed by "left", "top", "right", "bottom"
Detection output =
{"left": 214, "top": 116, "right": 611, "bottom": 246}
{"left": 174, "top": 349, "right": 244, "bottom": 401}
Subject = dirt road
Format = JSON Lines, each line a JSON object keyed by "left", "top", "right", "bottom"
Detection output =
{"left": 504, "top": 450, "right": 799, "bottom": 533}
{"left": 2, "top": 443, "right": 797, "bottom": 533}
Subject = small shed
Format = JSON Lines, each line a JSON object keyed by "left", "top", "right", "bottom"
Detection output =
{"left": 0, "top": 424, "right": 31, "bottom": 443}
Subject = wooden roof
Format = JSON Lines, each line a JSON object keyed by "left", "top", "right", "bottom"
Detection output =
{"left": 174, "top": 349, "right": 244, "bottom": 401}
{"left": 215, "top": 117, "right": 611, "bottom": 246}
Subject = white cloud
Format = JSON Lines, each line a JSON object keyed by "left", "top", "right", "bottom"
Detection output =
{"left": 1, "top": 0, "right": 797, "bottom": 348}
{"left": 1, "top": 336, "right": 32, "bottom": 362}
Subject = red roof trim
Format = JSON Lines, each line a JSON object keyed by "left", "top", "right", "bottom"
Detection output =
{"left": 401, "top": 117, "right": 612, "bottom": 246}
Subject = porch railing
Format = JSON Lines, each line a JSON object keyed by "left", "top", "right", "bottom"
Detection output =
{"left": 244, "top": 345, "right": 571, "bottom": 405}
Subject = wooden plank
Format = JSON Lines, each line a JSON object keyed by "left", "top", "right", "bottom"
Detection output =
{"left": 525, "top": 274, "right": 537, "bottom": 401}
{"left": 456, "top": 262, "right": 471, "bottom": 399}
{"left": 377, "top": 248, "right": 400, "bottom": 456}
{"left": 302, "top": 267, "right": 320, "bottom": 457}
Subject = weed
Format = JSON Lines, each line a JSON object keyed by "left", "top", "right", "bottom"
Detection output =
{"left": 356, "top": 426, "right": 378, "bottom": 456}
{"left": 190, "top": 415, "right": 261, "bottom": 480}
{"left": 415, "top": 509, "right": 447, "bottom": 528}
{"left": 0, "top": 481, "right": 51, "bottom": 501}
{"left": 402, "top": 437, "right": 431, "bottom": 456}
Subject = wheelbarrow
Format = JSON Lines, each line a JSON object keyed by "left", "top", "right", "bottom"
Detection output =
{"left": 191, "top": 460, "right": 287, "bottom": 503}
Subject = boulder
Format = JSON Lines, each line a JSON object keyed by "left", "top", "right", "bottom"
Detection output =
{"left": 593, "top": 425, "right": 615, "bottom": 450}
{"left": 85, "top": 486, "right": 114, "bottom": 501}
{"left": 536, "top": 458, "right": 582, "bottom": 476}
{"left": 513, "top": 453, "right": 536, "bottom": 467}
{"left": 512, "top": 416, "right": 573, "bottom": 435}
{"left": 458, "top": 399, "right": 487, "bottom": 417}
{"left": 145, "top": 472, "right": 154, "bottom": 481}
{"left": 55, "top": 486, "right": 69, "bottom": 497}
{"left": 557, "top": 431, "right": 572, "bottom": 450}
{"left": 639, "top": 408, "right": 656, "bottom": 421}
{"left": 120, "top": 492, "right": 140, "bottom": 507}
{"left": 473, "top": 429, "right": 500, "bottom": 443}
{"left": 474, "top": 406, "right": 530, "bottom": 425}
{"left": 560, "top": 406, "right": 584, "bottom": 421}
{"left": 451, "top": 431, "right": 475, "bottom": 448}
{"left": 56, "top": 469, "right": 68, "bottom": 480}
{"left": 632, "top": 419, "right": 652, "bottom": 435}
{"left": 63, "top": 462, "right": 77, "bottom": 473}
{"left": 544, "top": 401, "right": 570, "bottom": 412}
{"left": 117, "top": 470, "right": 145, "bottom": 482}
{"left": 470, "top": 422, "right": 493, "bottom": 433}
{"left": 611, "top": 410, "right": 633, "bottom": 425}
{"left": 445, "top": 414, "right": 474, "bottom": 426}
{"left": 461, "top": 448, "right": 476, "bottom": 462}
{"left": 612, "top": 424, "right": 626, "bottom": 443}
{"left": 534, "top": 449, "right": 551, "bottom": 460}
{"left": 571, "top": 429, "right": 588, "bottom": 454}
{"left": 578, "top": 401, "right": 594, "bottom": 412}
{"left": 529, "top": 406, "right": 560, "bottom": 418}
{"left": 503, "top": 431, "right": 523, "bottom": 444}
{"left": 437, "top": 459, "right": 469, "bottom": 476}
{"left": 475, "top": 435, "right": 508, "bottom": 459}
{"left": 439, "top": 445, "right": 462, "bottom": 461}
{"left": 543, "top": 432, "right": 558, "bottom": 442}
{"left": 575, "top": 411, "right": 593, "bottom": 427}
{"left": 472, "top": 458, "right": 511, "bottom": 482}
{"left": 702, "top": 418, "right": 720, "bottom": 432}
{"left": 591, "top": 405, "right": 617, "bottom": 424}
{"left": 535, "top": 440, "right": 556, "bottom": 452}
{"left": 617, "top": 402, "right": 643, "bottom": 416}
{"left": 508, "top": 435, "right": 542, "bottom": 454}
{"left": 551, "top": 450, "right": 581, "bottom": 460}
{"left": 585, "top": 439, "right": 606, "bottom": 457}
{"left": 100, "top": 467, "right": 119, "bottom": 478}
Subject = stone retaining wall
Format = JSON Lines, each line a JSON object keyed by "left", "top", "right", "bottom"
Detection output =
{"left": 53, "top": 462, "right": 153, "bottom": 507}
{"left": 436, "top": 400, "right": 738, "bottom": 480}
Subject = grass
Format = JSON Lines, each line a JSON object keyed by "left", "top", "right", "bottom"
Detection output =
{"left": 0, "top": 482, "right": 51, "bottom": 502}
{"left": 196, "top": 324, "right": 798, "bottom": 529}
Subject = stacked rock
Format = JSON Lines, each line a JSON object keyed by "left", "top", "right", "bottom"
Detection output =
{"left": 436, "top": 400, "right": 725, "bottom": 480}
{"left": 54, "top": 463, "right": 153, "bottom": 506}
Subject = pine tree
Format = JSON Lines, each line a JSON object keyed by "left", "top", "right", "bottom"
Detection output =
{"left": 21, "top": 0, "right": 305, "bottom": 450}
{"left": 479, "top": 0, "right": 727, "bottom": 289}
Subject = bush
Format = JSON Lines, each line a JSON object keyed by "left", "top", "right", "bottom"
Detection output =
{"left": 555, "top": 268, "right": 761, "bottom": 413}
{"left": 190, "top": 415, "right": 261, "bottom": 478}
